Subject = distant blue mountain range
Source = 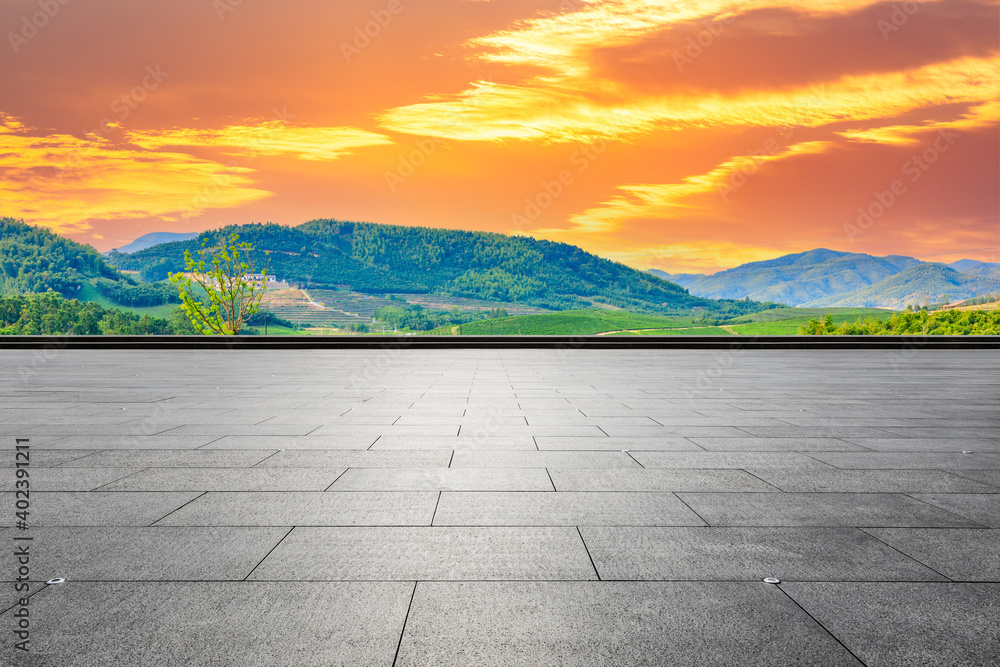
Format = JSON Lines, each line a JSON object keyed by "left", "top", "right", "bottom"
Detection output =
{"left": 649, "top": 249, "right": 1000, "bottom": 309}
{"left": 111, "top": 232, "right": 199, "bottom": 255}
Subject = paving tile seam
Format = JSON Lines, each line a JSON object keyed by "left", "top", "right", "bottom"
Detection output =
{"left": 88, "top": 468, "right": 154, "bottom": 491}
{"left": 242, "top": 527, "right": 295, "bottom": 581}
{"left": 737, "top": 471, "right": 786, "bottom": 491}
{"left": 322, "top": 469, "right": 351, "bottom": 491}
{"left": 192, "top": 435, "right": 229, "bottom": 450}
{"left": 146, "top": 492, "right": 207, "bottom": 527}
{"left": 902, "top": 493, "right": 994, "bottom": 527}
{"left": 940, "top": 470, "right": 1000, "bottom": 490}
{"left": 247, "top": 450, "right": 284, "bottom": 467}
{"left": 0, "top": 580, "right": 55, "bottom": 616}
{"left": 575, "top": 526, "right": 602, "bottom": 581}
{"left": 681, "top": 437, "right": 710, "bottom": 452}
{"left": 48, "top": 450, "right": 107, "bottom": 467}
{"left": 772, "top": 585, "right": 869, "bottom": 667}
{"left": 856, "top": 528, "right": 957, "bottom": 583}
{"left": 429, "top": 492, "right": 443, "bottom": 525}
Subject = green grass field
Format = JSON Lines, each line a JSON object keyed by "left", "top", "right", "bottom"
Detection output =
{"left": 605, "top": 327, "right": 733, "bottom": 336}
{"left": 727, "top": 307, "right": 896, "bottom": 335}
{"left": 421, "top": 307, "right": 901, "bottom": 336}
{"left": 247, "top": 324, "right": 309, "bottom": 336}
{"left": 77, "top": 282, "right": 178, "bottom": 318}
{"left": 425, "top": 310, "right": 701, "bottom": 335}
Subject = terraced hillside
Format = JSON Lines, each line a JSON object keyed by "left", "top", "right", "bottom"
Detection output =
{"left": 394, "top": 293, "right": 550, "bottom": 315}
{"left": 259, "top": 289, "right": 368, "bottom": 328}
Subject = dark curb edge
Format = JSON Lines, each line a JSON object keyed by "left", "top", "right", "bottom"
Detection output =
{"left": 1, "top": 335, "right": 998, "bottom": 350}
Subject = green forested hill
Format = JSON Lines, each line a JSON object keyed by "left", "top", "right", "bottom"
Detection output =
{"left": 1, "top": 217, "right": 180, "bottom": 307}
{"left": 0, "top": 217, "right": 120, "bottom": 296}
{"left": 109, "top": 219, "right": 774, "bottom": 317}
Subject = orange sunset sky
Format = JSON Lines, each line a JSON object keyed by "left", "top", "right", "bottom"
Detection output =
{"left": 1, "top": 0, "right": 997, "bottom": 273}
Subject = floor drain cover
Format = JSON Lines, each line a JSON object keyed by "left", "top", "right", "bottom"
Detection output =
{"left": 763, "top": 577, "right": 780, "bottom": 584}
{"left": 46, "top": 578, "right": 66, "bottom": 585}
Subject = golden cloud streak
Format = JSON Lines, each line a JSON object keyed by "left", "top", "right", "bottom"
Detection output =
{"left": 838, "top": 100, "right": 1000, "bottom": 145}
{"left": 380, "top": 57, "right": 999, "bottom": 144}
{"left": 0, "top": 115, "right": 269, "bottom": 235}
{"left": 127, "top": 122, "right": 393, "bottom": 160}
{"left": 475, "top": 0, "right": 891, "bottom": 71}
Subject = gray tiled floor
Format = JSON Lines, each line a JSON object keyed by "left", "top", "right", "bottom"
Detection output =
{"left": 1, "top": 348, "right": 998, "bottom": 665}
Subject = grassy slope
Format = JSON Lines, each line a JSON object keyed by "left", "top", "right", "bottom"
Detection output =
{"left": 605, "top": 327, "right": 733, "bottom": 336}
{"left": 425, "top": 310, "right": 698, "bottom": 335}
{"left": 77, "top": 282, "right": 177, "bottom": 318}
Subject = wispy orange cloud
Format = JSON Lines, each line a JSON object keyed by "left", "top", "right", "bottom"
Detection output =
{"left": 127, "top": 122, "right": 393, "bottom": 161}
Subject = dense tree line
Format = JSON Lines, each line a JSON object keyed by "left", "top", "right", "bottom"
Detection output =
{"left": 244, "top": 310, "right": 297, "bottom": 329}
{"left": 94, "top": 278, "right": 180, "bottom": 307}
{"left": 0, "top": 293, "right": 196, "bottom": 335}
{"left": 800, "top": 308, "right": 1000, "bottom": 335}
{"left": 373, "top": 303, "right": 509, "bottom": 332}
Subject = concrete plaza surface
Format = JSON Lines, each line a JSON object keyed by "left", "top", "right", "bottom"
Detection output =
{"left": 1, "top": 347, "right": 998, "bottom": 666}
